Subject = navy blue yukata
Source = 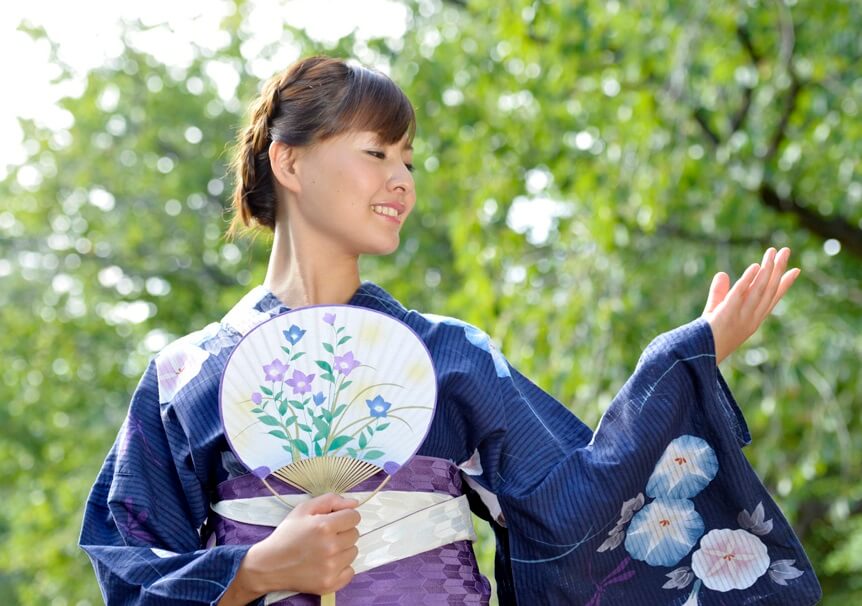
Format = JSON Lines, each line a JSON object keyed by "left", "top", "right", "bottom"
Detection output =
{"left": 80, "top": 281, "right": 822, "bottom": 605}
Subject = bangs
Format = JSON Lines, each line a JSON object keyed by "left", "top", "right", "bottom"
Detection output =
{"left": 325, "top": 65, "right": 416, "bottom": 145}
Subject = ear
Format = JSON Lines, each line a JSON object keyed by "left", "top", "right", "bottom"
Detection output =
{"left": 269, "top": 141, "right": 302, "bottom": 194}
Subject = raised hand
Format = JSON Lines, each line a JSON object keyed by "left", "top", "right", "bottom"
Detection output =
{"left": 701, "top": 247, "right": 801, "bottom": 365}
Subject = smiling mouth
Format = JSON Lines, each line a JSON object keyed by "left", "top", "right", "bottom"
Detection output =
{"left": 371, "top": 205, "right": 401, "bottom": 218}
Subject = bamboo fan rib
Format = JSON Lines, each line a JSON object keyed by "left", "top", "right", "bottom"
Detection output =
{"left": 272, "top": 457, "right": 383, "bottom": 496}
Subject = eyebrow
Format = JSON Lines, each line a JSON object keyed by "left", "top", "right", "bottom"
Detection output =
{"left": 368, "top": 133, "right": 413, "bottom": 151}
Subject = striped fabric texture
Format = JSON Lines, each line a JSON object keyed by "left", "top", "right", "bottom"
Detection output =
{"left": 80, "top": 282, "right": 821, "bottom": 605}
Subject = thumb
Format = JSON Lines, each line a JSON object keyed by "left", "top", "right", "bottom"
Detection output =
{"left": 298, "top": 493, "right": 359, "bottom": 516}
{"left": 703, "top": 272, "right": 730, "bottom": 315}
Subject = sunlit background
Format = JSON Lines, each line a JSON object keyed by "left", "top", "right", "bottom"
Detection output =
{"left": 1, "top": 0, "right": 860, "bottom": 604}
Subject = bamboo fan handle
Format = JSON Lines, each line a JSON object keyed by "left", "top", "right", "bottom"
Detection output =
{"left": 321, "top": 592, "right": 335, "bottom": 606}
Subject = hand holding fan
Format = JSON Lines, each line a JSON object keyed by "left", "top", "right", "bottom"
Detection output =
{"left": 219, "top": 305, "right": 437, "bottom": 604}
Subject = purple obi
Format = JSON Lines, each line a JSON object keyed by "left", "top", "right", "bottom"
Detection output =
{"left": 207, "top": 455, "right": 492, "bottom": 605}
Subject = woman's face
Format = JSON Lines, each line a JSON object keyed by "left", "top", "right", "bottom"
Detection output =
{"left": 288, "top": 130, "right": 415, "bottom": 257}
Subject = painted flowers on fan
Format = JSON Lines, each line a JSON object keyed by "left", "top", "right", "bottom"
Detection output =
{"left": 366, "top": 395, "right": 392, "bottom": 418}
{"left": 285, "top": 369, "right": 315, "bottom": 395}
{"left": 262, "top": 359, "right": 289, "bottom": 383}
{"left": 245, "top": 312, "right": 426, "bottom": 464}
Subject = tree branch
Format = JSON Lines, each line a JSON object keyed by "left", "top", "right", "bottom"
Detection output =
{"left": 758, "top": 183, "right": 862, "bottom": 258}
{"left": 765, "top": 73, "right": 802, "bottom": 160}
{"left": 693, "top": 108, "right": 721, "bottom": 147}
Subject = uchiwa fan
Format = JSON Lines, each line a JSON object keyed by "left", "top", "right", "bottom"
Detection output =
{"left": 220, "top": 304, "right": 437, "bottom": 604}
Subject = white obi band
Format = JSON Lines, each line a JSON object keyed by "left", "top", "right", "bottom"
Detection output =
{"left": 211, "top": 491, "right": 476, "bottom": 604}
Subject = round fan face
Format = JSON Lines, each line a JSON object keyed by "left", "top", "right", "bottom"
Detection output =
{"left": 220, "top": 305, "right": 437, "bottom": 481}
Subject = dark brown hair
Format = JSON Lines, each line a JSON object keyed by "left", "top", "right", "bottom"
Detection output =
{"left": 227, "top": 56, "right": 416, "bottom": 237}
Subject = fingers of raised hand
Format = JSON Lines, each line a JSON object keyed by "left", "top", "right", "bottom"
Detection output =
{"left": 725, "top": 262, "right": 761, "bottom": 310}
{"left": 746, "top": 248, "right": 777, "bottom": 305}
{"left": 746, "top": 248, "right": 790, "bottom": 316}
{"left": 766, "top": 267, "right": 801, "bottom": 315}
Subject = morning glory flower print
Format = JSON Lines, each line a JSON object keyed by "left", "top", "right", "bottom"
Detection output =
{"left": 286, "top": 369, "right": 315, "bottom": 395}
{"left": 155, "top": 340, "right": 210, "bottom": 404}
{"left": 425, "top": 314, "right": 511, "bottom": 378}
{"left": 625, "top": 498, "right": 705, "bottom": 567}
{"left": 646, "top": 435, "right": 718, "bottom": 499}
{"left": 262, "top": 359, "right": 289, "bottom": 383}
{"left": 283, "top": 324, "right": 306, "bottom": 346}
{"left": 691, "top": 529, "right": 770, "bottom": 591}
{"left": 312, "top": 391, "right": 326, "bottom": 406}
{"left": 323, "top": 312, "right": 336, "bottom": 325}
{"left": 366, "top": 395, "right": 392, "bottom": 418}
{"left": 334, "top": 351, "right": 361, "bottom": 376}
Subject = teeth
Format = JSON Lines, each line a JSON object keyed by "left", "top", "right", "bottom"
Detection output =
{"left": 372, "top": 205, "right": 399, "bottom": 217}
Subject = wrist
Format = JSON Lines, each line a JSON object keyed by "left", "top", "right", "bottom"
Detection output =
{"left": 241, "top": 543, "right": 271, "bottom": 595}
{"left": 223, "top": 544, "right": 268, "bottom": 603}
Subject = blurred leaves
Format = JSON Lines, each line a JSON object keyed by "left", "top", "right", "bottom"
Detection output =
{"left": 1, "top": 0, "right": 860, "bottom": 603}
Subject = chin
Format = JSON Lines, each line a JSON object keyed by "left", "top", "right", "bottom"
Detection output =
{"left": 364, "top": 237, "right": 401, "bottom": 257}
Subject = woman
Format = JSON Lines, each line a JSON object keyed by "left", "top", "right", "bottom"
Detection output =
{"left": 80, "top": 56, "right": 820, "bottom": 605}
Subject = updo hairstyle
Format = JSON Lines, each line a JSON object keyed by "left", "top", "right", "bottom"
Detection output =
{"left": 227, "top": 56, "right": 416, "bottom": 236}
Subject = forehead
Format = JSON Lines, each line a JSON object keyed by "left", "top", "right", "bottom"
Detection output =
{"left": 348, "top": 130, "right": 413, "bottom": 151}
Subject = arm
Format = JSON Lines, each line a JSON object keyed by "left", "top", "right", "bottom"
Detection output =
{"left": 452, "top": 321, "right": 819, "bottom": 604}
{"left": 79, "top": 361, "right": 252, "bottom": 605}
{"left": 80, "top": 361, "right": 360, "bottom": 605}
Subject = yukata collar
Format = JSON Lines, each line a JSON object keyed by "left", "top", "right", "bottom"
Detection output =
{"left": 250, "top": 281, "right": 409, "bottom": 321}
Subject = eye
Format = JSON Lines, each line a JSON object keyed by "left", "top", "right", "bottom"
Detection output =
{"left": 367, "top": 149, "right": 415, "bottom": 173}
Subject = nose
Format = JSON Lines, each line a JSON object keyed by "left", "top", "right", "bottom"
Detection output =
{"left": 388, "top": 164, "right": 414, "bottom": 194}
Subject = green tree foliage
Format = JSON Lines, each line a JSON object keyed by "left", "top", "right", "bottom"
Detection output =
{"left": 1, "top": 1, "right": 859, "bottom": 603}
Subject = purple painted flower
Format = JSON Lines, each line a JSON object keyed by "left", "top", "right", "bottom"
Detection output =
{"left": 251, "top": 392, "right": 262, "bottom": 405}
{"left": 313, "top": 391, "right": 326, "bottom": 406}
{"left": 334, "top": 351, "right": 361, "bottom": 376}
{"left": 262, "top": 358, "right": 289, "bottom": 382}
{"left": 286, "top": 369, "right": 315, "bottom": 395}
{"left": 323, "top": 312, "right": 336, "bottom": 325}
{"left": 366, "top": 395, "right": 391, "bottom": 418}
{"left": 118, "top": 413, "right": 164, "bottom": 468}
{"left": 122, "top": 498, "right": 155, "bottom": 543}
{"left": 283, "top": 325, "right": 306, "bottom": 346}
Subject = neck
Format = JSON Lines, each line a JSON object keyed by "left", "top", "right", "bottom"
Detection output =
{"left": 262, "top": 222, "right": 362, "bottom": 308}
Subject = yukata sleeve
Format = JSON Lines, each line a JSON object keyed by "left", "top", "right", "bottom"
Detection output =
{"left": 79, "top": 360, "right": 252, "bottom": 606}
{"left": 444, "top": 318, "right": 821, "bottom": 606}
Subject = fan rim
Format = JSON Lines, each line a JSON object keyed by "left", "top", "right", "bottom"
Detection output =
{"left": 218, "top": 303, "right": 438, "bottom": 481}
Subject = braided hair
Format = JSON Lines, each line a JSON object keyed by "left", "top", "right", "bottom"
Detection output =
{"left": 227, "top": 56, "right": 416, "bottom": 237}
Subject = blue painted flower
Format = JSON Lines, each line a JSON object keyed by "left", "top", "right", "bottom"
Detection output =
{"left": 366, "top": 395, "right": 392, "bottom": 418}
{"left": 646, "top": 435, "right": 718, "bottom": 499}
{"left": 323, "top": 312, "right": 336, "bottom": 325}
{"left": 312, "top": 391, "right": 326, "bottom": 406}
{"left": 283, "top": 325, "right": 306, "bottom": 346}
{"left": 624, "top": 498, "right": 704, "bottom": 567}
{"left": 262, "top": 358, "right": 289, "bottom": 382}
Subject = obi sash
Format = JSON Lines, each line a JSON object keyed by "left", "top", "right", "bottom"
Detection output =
{"left": 207, "top": 455, "right": 492, "bottom": 605}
